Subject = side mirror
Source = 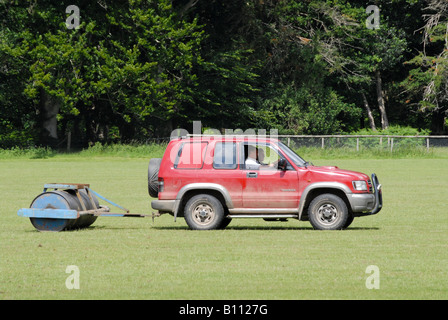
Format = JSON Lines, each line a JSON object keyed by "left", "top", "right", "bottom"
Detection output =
{"left": 278, "top": 158, "right": 287, "bottom": 170}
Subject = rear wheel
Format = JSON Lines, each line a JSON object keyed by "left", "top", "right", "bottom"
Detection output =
{"left": 184, "top": 194, "right": 225, "bottom": 230}
{"left": 218, "top": 217, "right": 232, "bottom": 229}
{"left": 308, "top": 194, "right": 349, "bottom": 230}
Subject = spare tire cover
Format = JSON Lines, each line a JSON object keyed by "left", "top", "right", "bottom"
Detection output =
{"left": 148, "top": 158, "right": 162, "bottom": 197}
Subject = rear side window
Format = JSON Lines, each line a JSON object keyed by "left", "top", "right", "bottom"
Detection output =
{"left": 174, "top": 142, "right": 208, "bottom": 169}
{"left": 213, "top": 142, "right": 237, "bottom": 169}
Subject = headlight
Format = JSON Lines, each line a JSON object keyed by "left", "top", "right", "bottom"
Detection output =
{"left": 352, "top": 180, "right": 368, "bottom": 191}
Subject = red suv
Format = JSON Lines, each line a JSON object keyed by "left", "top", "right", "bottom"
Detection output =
{"left": 149, "top": 136, "right": 382, "bottom": 230}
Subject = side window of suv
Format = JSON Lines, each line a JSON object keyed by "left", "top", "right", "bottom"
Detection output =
{"left": 213, "top": 142, "right": 237, "bottom": 169}
{"left": 243, "top": 143, "right": 294, "bottom": 170}
{"left": 174, "top": 142, "right": 208, "bottom": 169}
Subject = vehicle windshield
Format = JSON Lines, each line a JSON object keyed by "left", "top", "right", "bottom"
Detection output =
{"left": 277, "top": 141, "right": 307, "bottom": 167}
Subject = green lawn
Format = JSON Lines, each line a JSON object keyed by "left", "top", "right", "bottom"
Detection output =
{"left": 1, "top": 153, "right": 447, "bottom": 299}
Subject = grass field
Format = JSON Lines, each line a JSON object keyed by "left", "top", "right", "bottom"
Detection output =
{"left": 1, "top": 146, "right": 447, "bottom": 300}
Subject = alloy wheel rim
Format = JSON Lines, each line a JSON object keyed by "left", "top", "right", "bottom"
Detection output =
{"left": 193, "top": 203, "right": 215, "bottom": 225}
{"left": 317, "top": 203, "right": 338, "bottom": 225}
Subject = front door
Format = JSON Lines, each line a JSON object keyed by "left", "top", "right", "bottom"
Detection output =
{"left": 241, "top": 142, "right": 299, "bottom": 208}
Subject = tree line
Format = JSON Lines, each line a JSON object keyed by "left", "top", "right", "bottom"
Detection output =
{"left": 1, "top": 0, "right": 447, "bottom": 149}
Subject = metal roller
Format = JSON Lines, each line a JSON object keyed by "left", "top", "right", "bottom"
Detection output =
{"left": 29, "top": 189, "right": 98, "bottom": 232}
{"left": 18, "top": 183, "right": 148, "bottom": 232}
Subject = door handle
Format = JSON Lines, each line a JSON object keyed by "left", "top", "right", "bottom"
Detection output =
{"left": 246, "top": 172, "right": 258, "bottom": 178}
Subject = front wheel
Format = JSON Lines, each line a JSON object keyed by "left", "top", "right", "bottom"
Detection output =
{"left": 308, "top": 194, "right": 349, "bottom": 230}
{"left": 184, "top": 194, "right": 225, "bottom": 230}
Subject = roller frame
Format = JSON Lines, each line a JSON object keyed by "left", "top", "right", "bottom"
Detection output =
{"left": 17, "top": 183, "right": 149, "bottom": 221}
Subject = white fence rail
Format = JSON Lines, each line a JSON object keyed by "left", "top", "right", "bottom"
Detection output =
{"left": 278, "top": 135, "right": 448, "bottom": 152}
{"left": 150, "top": 134, "right": 448, "bottom": 152}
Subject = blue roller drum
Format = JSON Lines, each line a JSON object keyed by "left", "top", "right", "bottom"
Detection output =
{"left": 29, "top": 189, "right": 99, "bottom": 232}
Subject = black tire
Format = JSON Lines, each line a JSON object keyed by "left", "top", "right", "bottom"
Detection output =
{"left": 148, "top": 158, "right": 162, "bottom": 198}
{"left": 218, "top": 217, "right": 232, "bottom": 229}
{"left": 184, "top": 194, "right": 225, "bottom": 230}
{"left": 343, "top": 214, "right": 354, "bottom": 229}
{"left": 308, "top": 194, "right": 349, "bottom": 230}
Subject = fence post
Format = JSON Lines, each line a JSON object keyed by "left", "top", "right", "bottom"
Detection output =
{"left": 390, "top": 138, "right": 394, "bottom": 152}
{"left": 288, "top": 137, "right": 290, "bottom": 147}
{"left": 426, "top": 138, "right": 429, "bottom": 152}
{"left": 356, "top": 138, "right": 359, "bottom": 152}
{"left": 321, "top": 137, "right": 325, "bottom": 149}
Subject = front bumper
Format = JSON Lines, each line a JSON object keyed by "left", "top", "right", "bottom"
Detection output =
{"left": 348, "top": 173, "right": 383, "bottom": 217}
